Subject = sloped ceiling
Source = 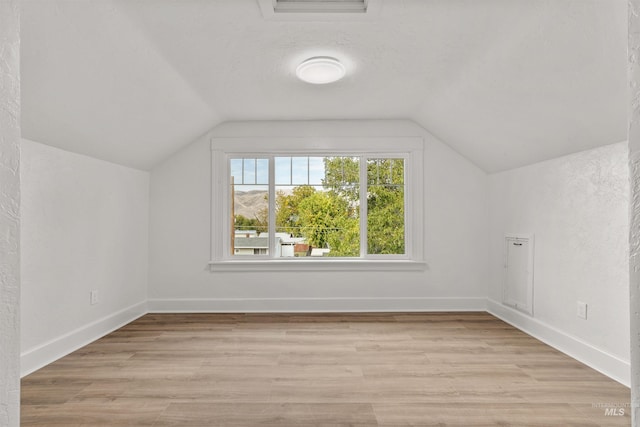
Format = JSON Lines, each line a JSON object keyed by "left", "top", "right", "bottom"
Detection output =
{"left": 20, "top": 0, "right": 627, "bottom": 172}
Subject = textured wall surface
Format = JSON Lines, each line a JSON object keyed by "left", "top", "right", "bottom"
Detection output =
{"left": 489, "top": 142, "right": 630, "bottom": 365}
{"left": 20, "top": 139, "right": 149, "bottom": 361}
{"left": 629, "top": 0, "right": 640, "bottom": 423}
{"left": 0, "top": 0, "right": 20, "bottom": 425}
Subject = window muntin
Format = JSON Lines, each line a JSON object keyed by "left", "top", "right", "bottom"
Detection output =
{"left": 228, "top": 154, "right": 406, "bottom": 259}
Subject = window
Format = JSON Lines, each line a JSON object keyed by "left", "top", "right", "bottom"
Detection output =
{"left": 210, "top": 137, "right": 425, "bottom": 271}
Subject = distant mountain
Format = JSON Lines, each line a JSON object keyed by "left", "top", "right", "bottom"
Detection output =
{"left": 234, "top": 190, "right": 268, "bottom": 219}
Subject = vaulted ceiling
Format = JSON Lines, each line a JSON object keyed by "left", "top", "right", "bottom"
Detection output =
{"left": 20, "top": 0, "right": 627, "bottom": 172}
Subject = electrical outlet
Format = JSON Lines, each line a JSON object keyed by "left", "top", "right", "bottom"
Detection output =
{"left": 577, "top": 301, "right": 587, "bottom": 320}
{"left": 90, "top": 290, "right": 99, "bottom": 305}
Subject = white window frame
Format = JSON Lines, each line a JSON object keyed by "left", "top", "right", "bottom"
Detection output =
{"left": 209, "top": 137, "right": 426, "bottom": 271}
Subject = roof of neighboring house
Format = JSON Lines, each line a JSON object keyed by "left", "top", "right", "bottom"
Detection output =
{"left": 310, "top": 248, "right": 331, "bottom": 257}
{"left": 234, "top": 236, "right": 281, "bottom": 249}
{"left": 234, "top": 236, "right": 268, "bottom": 249}
{"left": 235, "top": 230, "right": 258, "bottom": 236}
{"left": 294, "top": 243, "right": 309, "bottom": 253}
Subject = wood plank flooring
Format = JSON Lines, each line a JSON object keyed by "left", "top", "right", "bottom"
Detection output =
{"left": 21, "top": 312, "right": 631, "bottom": 426}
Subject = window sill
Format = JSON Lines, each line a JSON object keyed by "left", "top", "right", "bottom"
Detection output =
{"left": 208, "top": 259, "right": 428, "bottom": 272}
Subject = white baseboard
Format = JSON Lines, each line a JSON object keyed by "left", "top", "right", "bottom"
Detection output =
{"left": 21, "top": 297, "right": 630, "bottom": 388}
{"left": 486, "top": 299, "right": 630, "bottom": 387}
{"left": 147, "top": 297, "right": 488, "bottom": 313}
{"left": 20, "top": 301, "right": 148, "bottom": 378}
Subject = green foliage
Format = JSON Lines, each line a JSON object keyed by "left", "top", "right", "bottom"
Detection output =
{"left": 275, "top": 186, "right": 316, "bottom": 237}
{"left": 367, "top": 158, "right": 404, "bottom": 186}
{"left": 234, "top": 213, "right": 267, "bottom": 233}
{"left": 296, "top": 190, "right": 359, "bottom": 257}
{"left": 366, "top": 158, "right": 405, "bottom": 254}
{"left": 322, "top": 157, "right": 360, "bottom": 202}
{"left": 367, "top": 187, "right": 405, "bottom": 254}
{"left": 269, "top": 157, "right": 406, "bottom": 257}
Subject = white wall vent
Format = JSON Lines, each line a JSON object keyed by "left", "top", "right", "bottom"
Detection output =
{"left": 258, "top": 0, "right": 380, "bottom": 20}
{"left": 275, "top": 0, "right": 367, "bottom": 14}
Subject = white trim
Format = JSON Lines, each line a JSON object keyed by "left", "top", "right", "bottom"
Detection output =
{"left": 359, "top": 156, "right": 367, "bottom": 257}
{"left": 208, "top": 259, "right": 427, "bottom": 272}
{"left": 487, "top": 299, "right": 630, "bottom": 387}
{"left": 148, "top": 297, "right": 487, "bottom": 313}
{"left": 268, "top": 157, "right": 276, "bottom": 256}
{"left": 20, "top": 301, "right": 148, "bottom": 378}
{"left": 210, "top": 149, "right": 224, "bottom": 262}
{"left": 211, "top": 137, "right": 424, "bottom": 268}
{"left": 211, "top": 137, "right": 424, "bottom": 154}
{"left": 19, "top": 298, "right": 630, "bottom": 388}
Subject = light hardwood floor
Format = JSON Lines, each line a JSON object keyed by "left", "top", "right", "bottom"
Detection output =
{"left": 21, "top": 312, "right": 631, "bottom": 426}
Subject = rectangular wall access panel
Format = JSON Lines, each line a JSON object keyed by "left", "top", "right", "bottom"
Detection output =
{"left": 503, "top": 235, "right": 534, "bottom": 315}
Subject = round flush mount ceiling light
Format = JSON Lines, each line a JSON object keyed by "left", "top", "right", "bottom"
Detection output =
{"left": 296, "top": 56, "right": 346, "bottom": 84}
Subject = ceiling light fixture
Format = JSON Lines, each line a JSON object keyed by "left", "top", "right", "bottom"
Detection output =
{"left": 296, "top": 56, "right": 346, "bottom": 84}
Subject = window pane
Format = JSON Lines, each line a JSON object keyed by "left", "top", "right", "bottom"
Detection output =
{"left": 275, "top": 157, "right": 291, "bottom": 185}
{"left": 256, "top": 158, "right": 269, "bottom": 184}
{"left": 230, "top": 158, "right": 243, "bottom": 184}
{"left": 390, "top": 158, "right": 404, "bottom": 185}
{"left": 308, "top": 157, "right": 325, "bottom": 185}
{"left": 276, "top": 156, "right": 326, "bottom": 186}
{"left": 243, "top": 158, "right": 256, "bottom": 184}
{"left": 323, "top": 156, "right": 358, "bottom": 185}
{"left": 291, "top": 157, "right": 309, "bottom": 185}
{"left": 228, "top": 155, "right": 408, "bottom": 259}
{"left": 367, "top": 158, "right": 405, "bottom": 255}
{"left": 274, "top": 156, "right": 360, "bottom": 258}
{"left": 231, "top": 157, "right": 269, "bottom": 257}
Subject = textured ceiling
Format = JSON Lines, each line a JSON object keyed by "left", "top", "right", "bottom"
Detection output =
{"left": 20, "top": 0, "right": 627, "bottom": 172}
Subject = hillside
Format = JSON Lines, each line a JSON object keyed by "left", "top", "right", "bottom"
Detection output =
{"left": 234, "top": 190, "right": 268, "bottom": 219}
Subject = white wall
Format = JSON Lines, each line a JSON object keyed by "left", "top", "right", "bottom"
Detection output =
{"left": 148, "top": 120, "right": 489, "bottom": 312}
{"left": 488, "top": 141, "right": 630, "bottom": 385}
{"left": 0, "top": 1, "right": 21, "bottom": 424}
{"left": 628, "top": 2, "right": 640, "bottom": 419}
{"left": 15, "top": 121, "right": 632, "bottom": 388}
{"left": 20, "top": 139, "right": 149, "bottom": 376}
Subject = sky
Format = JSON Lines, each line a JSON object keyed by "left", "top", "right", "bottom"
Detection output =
{"left": 231, "top": 156, "right": 328, "bottom": 191}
